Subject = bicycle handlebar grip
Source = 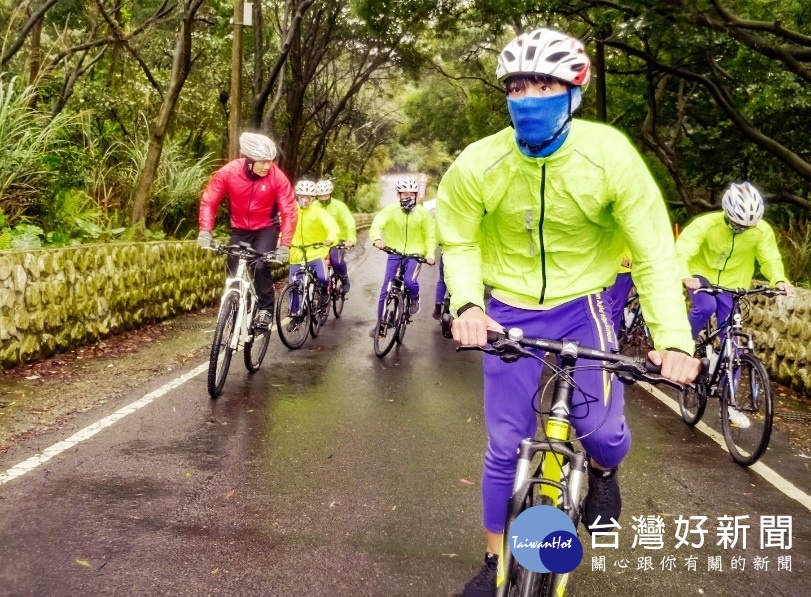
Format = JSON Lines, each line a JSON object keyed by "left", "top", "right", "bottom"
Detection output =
{"left": 644, "top": 359, "right": 662, "bottom": 375}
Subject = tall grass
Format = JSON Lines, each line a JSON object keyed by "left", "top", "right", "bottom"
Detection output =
{"left": 0, "top": 76, "right": 76, "bottom": 220}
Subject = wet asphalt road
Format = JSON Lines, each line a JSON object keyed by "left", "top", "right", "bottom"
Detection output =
{"left": 1, "top": 232, "right": 810, "bottom": 596}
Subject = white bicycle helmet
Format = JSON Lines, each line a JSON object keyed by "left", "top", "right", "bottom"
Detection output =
{"left": 239, "top": 132, "right": 277, "bottom": 161}
{"left": 396, "top": 178, "right": 419, "bottom": 193}
{"left": 722, "top": 182, "right": 764, "bottom": 228}
{"left": 316, "top": 180, "right": 334, "bottom": 195}
{"left": 496, "top": 28, "right": 591, "bottom": 87}
{"left": 295, "top": 179, "right": 318, "bottom": 196}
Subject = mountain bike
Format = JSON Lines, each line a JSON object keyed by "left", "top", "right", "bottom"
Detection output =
{"left": 456, "top": 329, "right": 689, "bottom": 597}
{"left": 328, "top": 242, "right": 350, "bottom": 319}
{"left": 276, "top": 243, "right": 330, "bottom": 349}
{"left": 618, "top": 291, "right": 651, "bottom": 358}
{"left": 205, "top": 242, "right": 279, "bottom": 398}
{"left": 372, "top": 246, "right": 427, "bottom": 357}
{"left": 678, "top": 284, "right": 785, "bottom": 466}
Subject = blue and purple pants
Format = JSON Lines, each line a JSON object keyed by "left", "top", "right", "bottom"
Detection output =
{"left": 329, "top": 247, "right": 348, "bottom": 281}
{"left": 605, "top": 271, "right": 634, "bottom": 336}
{"left": 377, "top": 255, "right": 421, "bottom": 318}
{"left": 482, "top": 295, "right": 630, "bottom": 533}
{"left": 435, "top": 255, "right": 447, "bottom": 303}
{"left": 687, "top": 275, "right": 733, "bottom": 339}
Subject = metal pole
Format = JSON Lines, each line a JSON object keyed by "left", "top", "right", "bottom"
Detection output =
{"left": 229, "top": 0, "right": 244, "bottom": 159}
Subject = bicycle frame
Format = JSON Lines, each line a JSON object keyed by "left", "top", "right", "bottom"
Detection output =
{"left": 697, "top": 296, "right": 753, "bottom": 398}
{"left": 217, "top": 251, "right": 260, "bottom": 351}
{"left": 496, "top": 345, "right": 588, "bottom": 597}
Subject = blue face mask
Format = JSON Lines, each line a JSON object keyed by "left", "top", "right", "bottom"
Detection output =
{"left": 507, "top": 88, "right": 582, "bottom": 157}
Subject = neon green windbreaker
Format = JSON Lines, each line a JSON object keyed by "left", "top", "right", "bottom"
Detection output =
{"left": 321, "top": 199, "right": 357, "bottom": 244}
{"left": 290, "top": 202, "right": 340, "bottom": 263}
{"left": 436, "top": 120, "right": 694, "bottom": 354}
{"left": 675, "top": 211, "right": 787, "bottom": 288}
{"left": 369, "top": 204, "right": 437, "bottom": 258}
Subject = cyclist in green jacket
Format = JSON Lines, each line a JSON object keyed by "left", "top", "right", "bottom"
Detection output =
{"left": 370, "top": 178, "right": 436, "bottom": 321}
{"left": 676, "top": 181, "right": 794, "bottom": 339}
{"left": 288, "top": 180, "right": 340, "bottom": 312}
{"left": 435, "top": 27, "right": 700, "bottom": 597}
{"left": 316, "top": 179, "right": 357, "bottom": 295}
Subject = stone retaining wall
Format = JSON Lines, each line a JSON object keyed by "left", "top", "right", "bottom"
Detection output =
{"left": 0, "top": 213, "right": 375, "bottom": 369}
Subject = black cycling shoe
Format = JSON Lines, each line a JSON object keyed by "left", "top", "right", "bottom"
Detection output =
{"left": 582, "top": 465, "right": 621, "bottom": 534}
{"left": 462, "top": 553, "right": 498, "bottom": 597}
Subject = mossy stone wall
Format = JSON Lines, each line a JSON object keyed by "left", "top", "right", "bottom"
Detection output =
{"left": 0, "top": 213, "right": 375, "bottom": 369}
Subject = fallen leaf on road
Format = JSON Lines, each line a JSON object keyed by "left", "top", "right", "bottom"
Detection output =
{"left": 391, "top": 505, "right": 397, "bottom": 511}
{"left": 329, "top": 501, "right": 340, "bottom": 508}
{"left": 442, "top": 554, "right": 459, "bottom": 558}
{"left": 467, "top": 418, "right": 471, "bottom": 423}
{"left": 459, "top": 479, "right": 474, "bottom": 485}
{"left": 75, "top": 559, "right": 92, "bottom": 567}
{"left": 25, "top": 375, "right": 40, "bottom": 380}
{"left": 225, "top": 489, "right": 236, "bottom": 499}
{"left": 211, "top": 568, "right": 219, "bottom": 575}
{"left": 185, "top": 472, "right": 193, "bottom": 478}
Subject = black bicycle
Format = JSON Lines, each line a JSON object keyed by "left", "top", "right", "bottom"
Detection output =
{"left": 679, "top": 284, "right": 784, "bottom": 466}
{"left": 618, "top": 291, "right": 651, "bottom": 358}
{"left": 204, "top": 242, "right": 278, "bottom": 398}
{"left": 372, "top": 246, "right": 428, "bottom": 357}
{"left": 276, "top": 243, "right": 330, "bottom": 349}
{"left": 327, "top": 242, "right": 350, "bottom": 319}
{"left": 454, "top": 328, "right": 693, "bottom": 597}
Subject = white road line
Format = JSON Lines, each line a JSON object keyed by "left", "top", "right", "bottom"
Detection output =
{"left": 0, "top": 245, "right": 370, "bottom": 488}
{"left": 640, "top": 382, "right": 811, "bottom": 512}
{"left": 0, "top": 363, "right": 207, "bottom": 486}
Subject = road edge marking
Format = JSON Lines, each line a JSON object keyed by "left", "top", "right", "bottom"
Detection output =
{"left": 639, "top": 381, "right": 811, "bottom": 513}
{"left": 0, "top": 363, "right": 207, "bottom": 486}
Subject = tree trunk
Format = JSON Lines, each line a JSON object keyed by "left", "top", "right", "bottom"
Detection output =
{"left": 228, "top": 0, "right": 244, "bottom": 159}
{"left": 130, "top": 0, "right": 204, "bottom": 226}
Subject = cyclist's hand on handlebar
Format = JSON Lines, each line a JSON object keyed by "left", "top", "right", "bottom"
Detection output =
{"left": 451, "top": 306, "right": 503, "bottom": 347}
{"left": 197, "top": 230, "right": 212, "bottom": 249}
{"left": 276, "top": 245, "right": 290, "bottom": 263}
{"left": 776, "top": 281, "right": 795, "bottom": 297}
{"left": 345, "top": 241, "right": 355, "bottom": 248}
{"left": 324, "top": 238, "right": 334, "bottom": 246}
{"left": 648, "top": 349, "right": 701, "bottom": 384}
{"left": 373, "top": 239, "right": 385, "bottom": 249}
{"left": 426, "top": 256, "right": 436, "bottom": 266}
{"left": 682, "top": 277, "right": 702, "bottom": 290}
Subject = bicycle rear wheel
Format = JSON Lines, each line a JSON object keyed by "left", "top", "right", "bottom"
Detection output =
{"left": 373, "top": 293, "right": 401, "bottom": 357}
{"left": 721, "top": 353, "right": 774, "bottom": 466}
{"left": 276, "top": 283, "right": 309, "bottom": 349}
{"left": 208, "top": 293, "right": 239, "bottom": 398}
{"left": 332, "top": 277, "right": 345, "bottom": 318}
{"left": 244, "top": 307, "right": 271, "bottom": 373}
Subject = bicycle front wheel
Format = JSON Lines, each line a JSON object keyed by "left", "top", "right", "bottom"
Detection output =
{"left": 373, "top": 293, "right": 401, "bottom": 357}
{"left": 244, "top": 307, "right": 271, "bottom": 373}
{"left": 679, "top": 381, "right": 707, "bottom": 426}
{"left": 310, "top": 286, "right": 325, "bottom": 338}
{"left": 276, "top": 283, "right": 309, "bottom": 349}
{"left": 721, "top": 353, "right": 774, "bottom": 466}
{"left": 208, "top": 293, "right": 239, "bottom": 398}
{"left": 332, "top": 277, "right": 345, "bottom": 318}
{"left": 395, "top": 303, "right": 408, "bottom": 345}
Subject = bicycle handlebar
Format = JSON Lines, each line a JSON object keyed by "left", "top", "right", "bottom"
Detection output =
{"left": 454, "top": 328, "right": 706, "bottom": 391}
{"left": 206, "top": 242, "right": 282, "bottom": 264}
{"left": 378, "top": 245, "right": 429, "bottom": 263}
{"left": 695, "top": 284, "right": 786, "bottom": 298}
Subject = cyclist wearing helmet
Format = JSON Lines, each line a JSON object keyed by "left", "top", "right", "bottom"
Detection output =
{"left": 369, "top": 178, "right": 436, "bottom": 327}
{"left": 677, "top": 181, "right": 794, "bottom": 339}
{"left": 316, "top": 179, "right": 357, "bottom": 294}
{"left": 288, "top": 180, "right": 340, "bottom": 314}
{"left": 435, "top": 28, "right": 700, "bottom": 596}
{"left": 198, "top": 132, "right": 298, "bottom": 329}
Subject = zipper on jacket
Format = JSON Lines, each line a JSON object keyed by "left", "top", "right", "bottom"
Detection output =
{"left": 247, "top": 179, "right": 256, "bottom": 228}
{"left": 718, "top": 229, "right": 736, "bottom": 285}
{"left": 538, "top": 163, "right": 547, "bottom": 304}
